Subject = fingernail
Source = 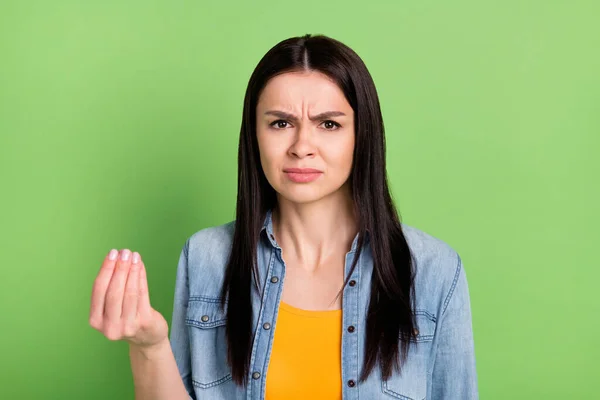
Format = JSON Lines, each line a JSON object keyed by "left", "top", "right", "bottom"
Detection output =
{"left": 121, "top": 249, "right": 131, "bottom": 261}
{"left": 108, "top": 249, "right": 118, "bottom": 260}
{"left": 132, "top": 252, "right": 140, "bottom": 264}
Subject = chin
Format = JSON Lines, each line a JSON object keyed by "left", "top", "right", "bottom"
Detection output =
{"left": 277, "top": 186, "right": 342, "bottom": 205}
{"left": 275, "top": 188, "right": 326, "bottom": 205}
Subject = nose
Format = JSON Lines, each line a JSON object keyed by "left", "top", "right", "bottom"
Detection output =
{"left": 288, "top": 124, "right": 316, "bottom": 158}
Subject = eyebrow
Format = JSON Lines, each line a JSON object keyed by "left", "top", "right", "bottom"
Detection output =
{"left": 264, "top": 110, "right": 347, "bottom": 122}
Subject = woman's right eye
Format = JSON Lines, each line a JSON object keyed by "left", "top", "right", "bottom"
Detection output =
{"left": 269, "top": 120, "right": 290, "bottom": 129}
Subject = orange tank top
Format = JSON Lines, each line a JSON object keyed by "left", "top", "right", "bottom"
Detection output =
{"left": 265, "top": 301, "right": 343, "bottom": 399}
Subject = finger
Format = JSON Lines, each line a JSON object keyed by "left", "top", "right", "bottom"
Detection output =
{"left": 104, "top": 249, "right": 133, "bottom": 321}
{"left": 122, "top": 252, "right": 141, "bottom": 330}
{"left": 90, "top": 249, "right": 119, "bottom": 327}
{"left": 138, "top": 259, "right": 152, "bottom": 317}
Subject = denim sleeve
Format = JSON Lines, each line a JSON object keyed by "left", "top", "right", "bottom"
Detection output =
{"left": 431, "top": 255, "right": 479, "bottom": 399}
{"left": 169, "top": 239, "right": 196, "bottom": 400}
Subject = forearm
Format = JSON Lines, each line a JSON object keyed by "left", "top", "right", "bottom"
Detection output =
{"left": 129, "top": 338, "right": 191, "bottom": 400}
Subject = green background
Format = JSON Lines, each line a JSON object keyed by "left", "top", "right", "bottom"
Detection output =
{"left": 1, "top": 1, "right": 598, "bottom": 398}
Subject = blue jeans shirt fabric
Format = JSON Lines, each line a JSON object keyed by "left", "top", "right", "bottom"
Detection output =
{"left": 169, "top": 208, "right": 479, "bottom": 399}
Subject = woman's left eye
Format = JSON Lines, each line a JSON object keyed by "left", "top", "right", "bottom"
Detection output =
{"left": 321, "top": 120, "right": 341, "bottom": 130}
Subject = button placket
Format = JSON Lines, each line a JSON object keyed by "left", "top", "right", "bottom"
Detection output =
{"left": 248, "top": 244, "right": 285, "bottom": 399}
{"left": 344, "top": 276, "right": 359, "bottom": 392}
{"left": 343, "top": 244, "right": 361, "bottom": 399}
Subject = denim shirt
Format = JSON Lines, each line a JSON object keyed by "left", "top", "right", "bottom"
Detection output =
{"left": 169, "top": 209, "right": 479, "bottom": 400}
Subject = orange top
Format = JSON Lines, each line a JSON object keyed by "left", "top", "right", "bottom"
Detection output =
{"left": 265, "top": 301, "right": 343, "bottom": 400}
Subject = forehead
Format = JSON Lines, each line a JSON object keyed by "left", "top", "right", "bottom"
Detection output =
{"left": 257, "top": 70, "right": 351, "bottom": 110}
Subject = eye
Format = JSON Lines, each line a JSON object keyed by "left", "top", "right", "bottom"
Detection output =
{"left": 269, "top": 120, "right": 291, "bottom": 129}
{"left": 268, "top": 119, "right": 341, "bottom": 130}
{"left": 321, "top": 120, "right": 341, "bottom": 130}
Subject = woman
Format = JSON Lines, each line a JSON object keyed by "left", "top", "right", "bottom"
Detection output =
{"left": 90, "top": 34, "right": 478, "bottom": 399}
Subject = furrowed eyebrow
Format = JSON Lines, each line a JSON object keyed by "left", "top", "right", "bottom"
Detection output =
{"left": 264, "top": 110, "right": 346, "bottom": 122}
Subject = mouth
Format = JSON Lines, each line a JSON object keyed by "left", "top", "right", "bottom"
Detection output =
{"left": 283, "top": 168, "right": 323, "bottom": 183}
{"left": 283, "top": 168, "right": 322, "bottom": 173}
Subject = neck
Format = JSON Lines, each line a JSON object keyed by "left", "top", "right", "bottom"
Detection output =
{"left": 272, "top": 187, "right": 358, "bottom": 271}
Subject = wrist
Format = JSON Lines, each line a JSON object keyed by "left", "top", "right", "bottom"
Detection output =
{"left": 129, "top": 337, "right": 170, "bottom": 360}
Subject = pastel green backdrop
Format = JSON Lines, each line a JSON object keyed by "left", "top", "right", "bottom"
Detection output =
{"left": 0, "top": 1, "right": 598, "bottom": 399}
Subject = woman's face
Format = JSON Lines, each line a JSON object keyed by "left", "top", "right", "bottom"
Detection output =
{"left": 256, "top": 70, "right": 355, "bottom": 205}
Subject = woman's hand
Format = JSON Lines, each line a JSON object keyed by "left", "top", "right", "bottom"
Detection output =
{"left": 89, "top": 249, "right": 169, "bottom": 349}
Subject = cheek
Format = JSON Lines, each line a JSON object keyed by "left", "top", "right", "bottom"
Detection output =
{"left": 257, "top": 136, "right": 281, "bottom": 174}
{"left": 328, "top": 136, "right": 354, "bottom": 169}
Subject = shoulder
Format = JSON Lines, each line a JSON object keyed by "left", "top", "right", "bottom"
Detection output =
{"left": 399, "top": 222, "right": 465, "bottom": 314}
{"left": 181, "top": 220, "right": 236, "bottom": 297}
{"left": 400, "top": 222, "right": 461, "bottom": 270}
{"left": 187, "top": 219, "right": 236, "bottom": 259}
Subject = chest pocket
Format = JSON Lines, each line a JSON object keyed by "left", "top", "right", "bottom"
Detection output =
{"left": 185, "top": 297, "right": 232, "bottom": 389}
{"left": 381, "top": 311, "right": 437, "bottom": 400}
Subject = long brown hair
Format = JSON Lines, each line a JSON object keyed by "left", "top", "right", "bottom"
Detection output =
{"left": 220, "top": 33, "right": 416, "bottom": 386}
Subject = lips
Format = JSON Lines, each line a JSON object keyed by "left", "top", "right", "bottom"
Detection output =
{"left": 283, "top": 168, "right": 322, "bottom": 173}
{"left": 283, "top": 168, "right": 323, "bottom": 183}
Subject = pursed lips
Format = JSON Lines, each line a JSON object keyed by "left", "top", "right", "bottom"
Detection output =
{"left": 283, "top": 168, "right": 322, "bottom": 173}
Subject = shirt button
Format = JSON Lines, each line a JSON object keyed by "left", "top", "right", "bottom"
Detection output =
{"left": 349, "top": 280, "right": 356, "bottom": 287}
{"left": 263, "top": 322, "right": 271, "bottom": 330}
{"left": 347, "top": 379, "right": 356, "bottom": 387}
{"left": 347, "top": 325, "right": 355, "bottom": 333}
{"left": 252, "top": 371, "right": 261, "bottom": 379}
{"left": 201, "top": 315, "right": 209, "bottom": 322}
{"left": 414, "top": 328, "right": 419, "bottom": 335}
{"left": 270, "top": 276, "right": 279, "bottom": 283}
